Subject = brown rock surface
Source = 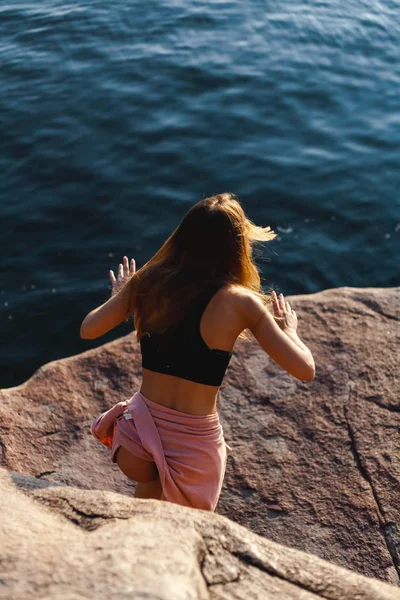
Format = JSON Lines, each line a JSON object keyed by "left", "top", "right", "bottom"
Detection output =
{"left": 218, "top": 286, "right": 400, "bottom": 585}
{"left": 1, "top": 468, "right": 399, "bottom": 600}
{"left": 1, "top": 287, "right": 399, "bottom": 585}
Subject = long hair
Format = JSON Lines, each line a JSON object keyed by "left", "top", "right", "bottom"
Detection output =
{"left": 122, "top": 193, "right": 276, "bottom": 339}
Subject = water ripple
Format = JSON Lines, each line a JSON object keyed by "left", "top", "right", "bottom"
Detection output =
{"left": 0, "top": 0, "right": 399, "bottom": 386}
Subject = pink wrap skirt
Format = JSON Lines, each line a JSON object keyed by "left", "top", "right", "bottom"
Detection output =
{"left": 91, "top": 391, "right": 231, "bottom": 511}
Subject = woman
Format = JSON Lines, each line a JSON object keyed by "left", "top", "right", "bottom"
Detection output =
{"left": 81, "top": 193, "right": 315, "bottom": 511}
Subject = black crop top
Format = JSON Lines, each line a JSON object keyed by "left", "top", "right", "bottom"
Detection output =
{"left": 140, "top": 284, "right": 232, "bottom": 386}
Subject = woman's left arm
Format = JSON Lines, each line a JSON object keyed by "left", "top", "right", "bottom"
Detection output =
{"left": 80, "top": 256, "right": 135, "bottom": 339}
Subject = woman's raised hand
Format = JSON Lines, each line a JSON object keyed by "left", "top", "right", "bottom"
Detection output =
{"left": 109, "top": 256, "right": 136, "bottom": 296}
{"left": 271, "top": 290, "right": 298, "bottom": 333}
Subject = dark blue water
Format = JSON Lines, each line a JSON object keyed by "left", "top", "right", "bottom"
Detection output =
{"left": 1, "top": 1, "right": 399, "bottom": 388}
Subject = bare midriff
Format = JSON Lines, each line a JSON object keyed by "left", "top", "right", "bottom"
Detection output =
{"left": 140, "top": 368, "right": 220, "bottom": 415}
{"left": 138, "top": 285, "right": 247, "bottom": 415}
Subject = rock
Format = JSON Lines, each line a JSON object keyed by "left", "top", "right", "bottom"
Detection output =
{"left": 0, "top": 287, "right": 399, "bottom": 585}
{"left": 0, "top": 335, "right": 141, "bottom": 497}
{"left": 1, "top": 468, "right": 399, "bottom": 600}
{"left": 218, "top": 287, "right": 400, "bottom": 585}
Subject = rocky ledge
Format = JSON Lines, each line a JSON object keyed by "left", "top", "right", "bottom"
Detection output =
{"left": 1, "top": 286, "right": 399, "bottom": 595}
{"left": 2, "top": 468, "right": 399, "bottom": 600}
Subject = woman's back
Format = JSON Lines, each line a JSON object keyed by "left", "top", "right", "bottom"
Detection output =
{"left": 140, "top": 284, "right": 248, "bottom": 415}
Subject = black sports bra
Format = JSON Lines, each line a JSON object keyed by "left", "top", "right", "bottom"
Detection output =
{"left": 140, "top": 284, "right": 233, "bottom": 386}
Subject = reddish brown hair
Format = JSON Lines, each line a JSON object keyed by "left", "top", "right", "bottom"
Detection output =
{"left": 122, "top": 193, "right": 276, "bottom": 338}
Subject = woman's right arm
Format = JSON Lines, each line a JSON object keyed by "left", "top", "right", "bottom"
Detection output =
{"left": 80, "top": 256, "right": 136, "bottom": 340}
{"left": 244, "top": 291, "right": 315, "bottom": 381}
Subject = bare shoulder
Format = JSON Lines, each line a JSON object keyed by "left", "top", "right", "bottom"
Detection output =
{"left": 216, "top": 284, "right": 266, "bottom": 329}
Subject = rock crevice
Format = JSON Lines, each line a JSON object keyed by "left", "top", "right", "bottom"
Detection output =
{"left": 344, "top": 396, "right": 400, "bottom": 579}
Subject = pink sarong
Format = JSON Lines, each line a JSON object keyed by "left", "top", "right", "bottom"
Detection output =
{"left": 91, "top": 391, "right": 231, "bottom": 511}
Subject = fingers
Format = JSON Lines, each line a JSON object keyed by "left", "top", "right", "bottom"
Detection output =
{"left": 272, "top": 291, "right": 285, "bottom": 314}
{"left": 112, "top": 256, "right": 136, "bottom": 290}
{"left": 278, "top": 293, "right": 285, "bottom": 312}
{"left": 118, "top": 256, "right": 136, "bottom": 279}
{"left": 271, "top": 291, "right": 280, "bottom": 316}
{"left": 272, "top": 291, "right": 294, "bottom": 315}
{"left": 123, "top": 256, "right": 129, "bottom": 278}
